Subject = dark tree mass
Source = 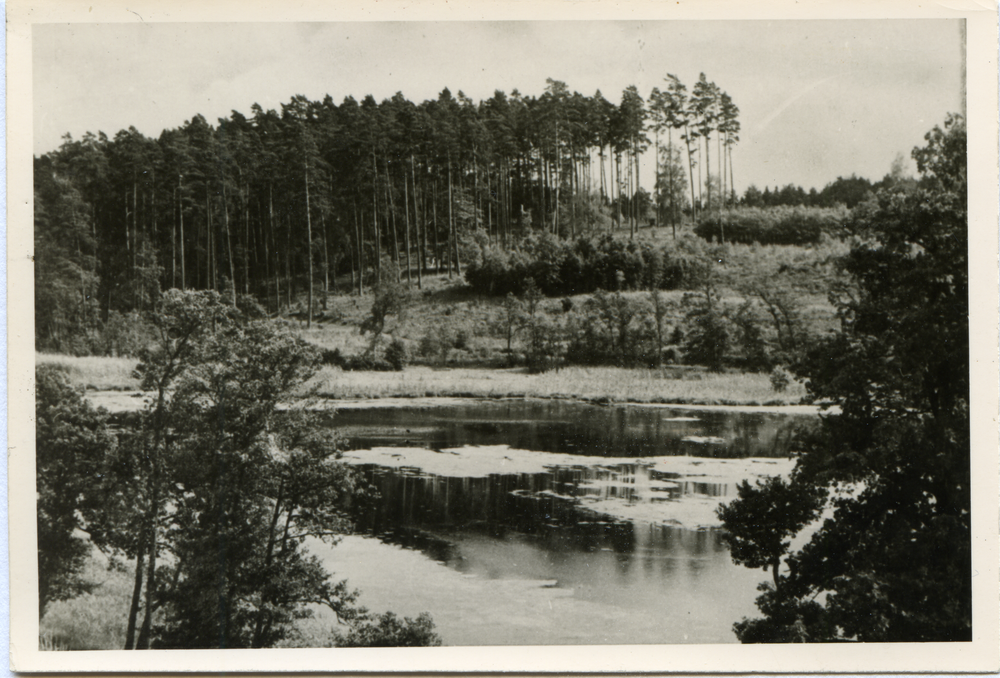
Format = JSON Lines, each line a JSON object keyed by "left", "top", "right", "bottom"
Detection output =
{"left": 717, "top": 114, "right": 970, "bottom": 642}
{"left": 36, "top": 291, "right": 442, "bottom": 649}
{"left": 34, "top": 76, "right": 742, "bottom": 353}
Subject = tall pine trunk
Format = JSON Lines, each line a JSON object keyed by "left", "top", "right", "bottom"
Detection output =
{"left": 683, "top": 127, "right": 697, "bottom": 221}
{"left": 353, "top": 199, "right": 364, "bottom": 295}
{"left": 304, "top": 166, "right": 313, "bottom": 328}
{"left": 244, "top": 183, "right": 251, "bottom": 295}
{"left": 403, "top": 166, "right": 412, "bottom": 286}
{"left": 372, "top": 153, "right": 381, "bottom": 284}
{"left": 284, "top": 213, "right": 292, "bottom": 309}
{"left": 634, "top": 140, "right": 641, "bottom": 234}
{"left": 728, "top": 138, "right": 736, "bottom": 208}
{"left": 179, "top": 178, "right": 186, "bottom": 290}
{"left": 269, "top": 184, "right": 279, "bottom": 312}
{"left": 432, "top": 181, "right": 440, "bottom": 274}
{"left": 551, "top": 126, "right": 560, "bottom": 235}
{"left": 704, "top": 131, "right": 711, "bottom": 214}
{"left": 668, "top": 131, "right": 676, "bottom": 238}
{"left": 411, "top": 155, "right": 422, "bottom": 288}
{"left": 473, "top": 147, "right": 480, "bottom": 233}
{"left": 447, "top": 159, "right": 455, "bottom": 278}
{"left": 654, "top": 128, "right": 660, "bottom": 231}
{"left": 222, "top": 182, "right": 237, "bottom": 305}
{"left": 321, "top": 212, "right": 329, "bottom": 308}
{"left": 171, "top": 186, "right": 177, "bottom": 289}
{"left": 385, "top": 159, "right": 400, "bottom": 276}
{"left": 613, "top": 152, "right": 621, "bottom": 231}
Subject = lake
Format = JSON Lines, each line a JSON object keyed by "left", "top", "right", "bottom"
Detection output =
{"left": 307, "top": 399, "right": 819, "bottom": 646}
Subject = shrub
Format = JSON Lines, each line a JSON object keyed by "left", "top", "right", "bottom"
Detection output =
{"left": 418, "top": 332, "right": 441, "bottom": 357}
{"left": 683, "top": 305, "right": 730, "bottom": 372}
{"left": 770, "top": 366, "right": 793, "bottom": 393}
{"left": 524, "top": 315, "right": 565, "bottom": 374}
{"left": 319, "top": 347, "right": 345, "bottom": 367}
{"left": 563, "top": 290, "right": 660, "bottom": 368}
{"left": 341, "top": 354, "right": 398, "bottom": 372}
{"left": 464, "top": 233, "right": 712, "bottom": 298}
{"left": 693, "top": 206, "right": 849, "bottom": 246}
{"left": 360, "top": 269, "right": 408, "bottom": 354}
{"left": 102, "top": 310, "right": 155, "bottom": 357}
{"left": 335, "top": 611, "right": 441, "bottom": 648}
{"left": 731, "top": 302, "right": 772, "bottom": 372}
{"left": 384, "top": 338, "right": 408, "bottom": 371}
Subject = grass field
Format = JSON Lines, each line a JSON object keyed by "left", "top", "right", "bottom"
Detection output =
{"left": 39, "top": 551, "right": 133, "bottom": 651}
{"left": 304, "top": 365, "right": 805, "bottom": 406}
{"left": 49, "top": 352, "right": 807, "bottom": 408}
{"left": 38, "top": 549, "right": 335, "bottom": 651}
{"left": 35, "top": 353, "right": 140, "bottom": 390}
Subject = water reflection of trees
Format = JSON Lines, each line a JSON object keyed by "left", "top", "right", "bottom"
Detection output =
{"left": 334, "top": 401, "right": 820, "bottom": 459}
{"left": 353, "top": 465, "right": 731, "bottom": 566}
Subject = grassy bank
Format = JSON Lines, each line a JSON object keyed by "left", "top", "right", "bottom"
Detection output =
{"left": 304, "top": 365, "right": 805, "bottom": 406}
{"left": 39, "top": 551, "right": 133, "bottom": 651}
{"left": 38, "top": 548, "right": 340, "bottom": 650}
{"left": 39, "top": 352, "right": 805, "bottom": 407}
{"left": 36, "top": 353, "right": 140, "bottom": 390}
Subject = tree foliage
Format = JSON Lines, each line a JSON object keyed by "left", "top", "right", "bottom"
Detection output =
{"left": 360, "top": 266, "right": 409, "bottom": 356}
{"left": 36, "top": 290, "right": 439, "bottom": 649}
{"left": 717, "top": 114, "right": 970, "bottom": 643}
{"left": 35, "top": 365, "right": 115, "bottom": 616}
{"left": 693, "top": 205, "right": 848, "bottom": 246}
{"left": 334, "top": 611, "right": 442, "bottom": 648}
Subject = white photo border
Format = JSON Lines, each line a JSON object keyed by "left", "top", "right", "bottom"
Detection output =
{"left": 8, "top": 0, "right": 998, "bottom": 672}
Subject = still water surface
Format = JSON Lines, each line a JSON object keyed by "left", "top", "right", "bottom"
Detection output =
{"left": 311, "top": 399, "right": 817, "bottom": 646}
{"left": 332, "top": 399, "right": 808, "bottom": 458}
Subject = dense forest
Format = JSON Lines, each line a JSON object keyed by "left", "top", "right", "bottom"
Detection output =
{"left": 35, "top": 74, "right": 748, "bottom": 350}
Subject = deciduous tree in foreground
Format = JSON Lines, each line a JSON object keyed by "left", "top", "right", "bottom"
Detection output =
{"left": 36, "top": 291, "right": 440, "bottom": 649}
{"left": 717, "top": 114, "right": 970, "bottom": 643}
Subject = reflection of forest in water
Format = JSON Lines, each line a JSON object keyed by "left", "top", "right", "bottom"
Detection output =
{"left": 333, "top": 400, "right": 818, "bottom": 459}
{"left": 329, "top": 402, "right": 818, "bottom": 644}
{"left": 353, "top": 464, "right": 732, "bottom": 563}
{"left": 352, "top": 464, "right": 730, "bottom": 581}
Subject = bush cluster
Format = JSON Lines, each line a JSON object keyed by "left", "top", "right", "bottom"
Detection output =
{"left": 465, "top": 232, "right": 710, "bottom": 297}
{"left": 494, "top": 284, "right": 807, "bottom": 376}
{"left": 563, "top": 290, "right": 666, "bottom": 368}
{"left": 693, "top": 206, "right": 848, "bottom": 246}
{"left": 315, "top": 338, "right": 408, "bottom": 372}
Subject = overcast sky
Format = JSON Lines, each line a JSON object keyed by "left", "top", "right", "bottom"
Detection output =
{"left": 33, "top": 20, "right": 963, "bottom": 193}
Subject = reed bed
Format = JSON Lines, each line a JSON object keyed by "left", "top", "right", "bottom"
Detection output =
{"left": 303, "top": 365, "right": 805, "bottom": 406}
{"left": 35, "top": 353, "right": 140, "bottom": 390}
{"left": 40, "top": 354, "right": 806, "bottom": 407}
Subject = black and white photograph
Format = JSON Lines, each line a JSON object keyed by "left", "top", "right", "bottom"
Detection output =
{"left": 7, "top": 0, "right": 999, "bottom": 672}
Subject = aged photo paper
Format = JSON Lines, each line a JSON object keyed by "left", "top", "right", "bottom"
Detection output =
{"left": 8, "top": 0, "right": 999, "bottom": 672}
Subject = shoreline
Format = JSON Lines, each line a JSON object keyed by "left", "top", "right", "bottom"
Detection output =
{"left": 40, "top": 352, "right": 821, "bottom": 414}
{"left": 84, "top": 389, "right": 825, "bottom": 416}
